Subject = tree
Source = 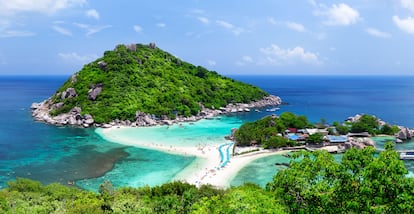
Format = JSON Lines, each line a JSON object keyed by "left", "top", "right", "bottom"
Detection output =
{"left": 266, "top": 142, "right": 414, "bottom": 213}
{"left": 306, "top": 133, "right": 324, "bottom": 144}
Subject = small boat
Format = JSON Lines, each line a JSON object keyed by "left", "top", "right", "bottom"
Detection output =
{"left": 266, "top": 107, "right": 280, "bottom": 112}
{"left": 400, "top": 150, "right": 414, "bottom": 160}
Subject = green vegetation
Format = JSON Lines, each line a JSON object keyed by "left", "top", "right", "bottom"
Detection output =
{"left": 349, "top": 114, "right": 399, "bottom": 135}
{"left": 51, "top": 43, "right": 268, "bottom": 123}
{"left": 0, "top": 178, "right": 285, "bottom": 213}
{"left": 235, "top": 113, "right": 400, "bottom": 149}
{"left": 234, "top": 112, "right": 312, "bottom": 147}
{"left": 267, "top": 142, "right": 414, "bottom": 213}
{"left": 2, "top": 143, "right": 414, "bottom": 213}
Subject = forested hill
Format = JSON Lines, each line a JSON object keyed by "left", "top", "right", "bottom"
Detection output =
{"left": 39, "top": 43, "right": 269, "bottom": 124}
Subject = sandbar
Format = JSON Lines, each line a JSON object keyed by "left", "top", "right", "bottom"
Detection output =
{"left": 96, "top": 126, "right": 290, "bottom": 188}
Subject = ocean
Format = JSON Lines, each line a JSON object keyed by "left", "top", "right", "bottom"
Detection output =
{"left": 1, "top": 75, "right": 414, "bottom": 190}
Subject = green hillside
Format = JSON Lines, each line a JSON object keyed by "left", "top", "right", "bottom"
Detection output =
{"left": 50, "top": 43, "right": 268, "bottom": 123}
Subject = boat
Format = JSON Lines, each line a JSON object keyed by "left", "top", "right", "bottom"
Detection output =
{"left": 266, "top": 107, "right": 280, "bottom": 112}
{"left": 399, "top": 150, "right": 414, "bottom": 160}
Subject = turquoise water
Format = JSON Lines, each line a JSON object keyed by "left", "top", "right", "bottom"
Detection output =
{"left": 96, "top": 116, "right": 242, "bottom": 148}
{"left": 230, "top": 154, "right": 291, "bottom": 188}
{"left": 76, "top": 146, "right": 196, "bottom": 191}
{"left": 4, "top": 75, "right": 414, "bottom": 191}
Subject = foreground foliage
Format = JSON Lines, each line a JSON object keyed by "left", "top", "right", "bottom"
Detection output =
{"left": 0, "top": 179, "right": 285, "bottom": 213}
{"left": 267, "top": 142, "right": 414, "bottom": 213}
{"left": 52, "top": 43, "right": 268, "bottom": 123}
{"left": 2, "top": 144, "right": 413, "bottom": 213}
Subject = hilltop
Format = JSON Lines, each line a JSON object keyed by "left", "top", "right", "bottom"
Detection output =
{"left": 31, "top": 43, "right": 281, "bottom": 127}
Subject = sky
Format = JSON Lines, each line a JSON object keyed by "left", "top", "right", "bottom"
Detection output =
{"left": 1, "top": 0, "right": 414, "bottom": 76}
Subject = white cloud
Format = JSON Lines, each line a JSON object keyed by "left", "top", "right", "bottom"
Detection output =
{"left": 268, "top": 17, "right": 278, "bottom": 25}
{"left": 0, "top": 30, "right": 35, "bottom": 38}
{"left": 157, "top": 23, "right": 166, "bottom": 28}
{"left": 0, "top": 0, "right": 86, "bottom": 16}
{"left": 58, "top": 52, "right": 98, "bottom": 63}
{"left": 316, "top": 3, "right": 360, "bottom": 26}
{"left": 308, "top": 0, "right": 317, "bottom": 7}
{"left": 207, "top": 60, "right": 216, "bottom": 66}
{"left": 216, "top": 20, "right": 234, "bottom": 29}
{"left": 216, "top": 20, "right": 244, "bottom": 35}
{"left": 85, "top": 9, "right": 99, "bottom": 20}
{"left": 393, "top": 16, "right": 414, "bottom": 34}
{"left": 259, "top": 44, "right": 321, "bottom": 65}
{"left": 401, "top": 0, "right": 414, "bottom": 12}
{"left": 268, "top": 18, "right": 306, "bottom": 32}
{"left": 133, "top": 25, "right": 142, "bottom": 33}
{"left": 242, "top": 56, "right": 253, "bottom": 63}
{"left": 365, "top": 28, "right": 391, "bottom": 38}
{"left": 236, "top": 56, "right": 254, "bottom": 66}
{"left": 286, "top": 22, "right": 306, "bottom": 32}
{"left": 197, "top": 17, "right": 210, "bottom": 24}
{"left": 74, "top": 22, "right": 112, "bottom": 36}
{"left": 52, "top": 25, "right": 72, "bottom": 36}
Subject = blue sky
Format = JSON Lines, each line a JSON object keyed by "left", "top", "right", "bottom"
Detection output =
{"left": 1, "top": 0, "right": 414, "bottom": 75}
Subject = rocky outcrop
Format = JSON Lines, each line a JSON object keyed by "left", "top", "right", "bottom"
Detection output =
{"left": 97, "top": 61, "right": 107, "bottom": 71}
{"left": 88, "top": 83, "right": 103, "bottom": 101}
{"left": 31, "top": 95, "right": 282, "bottom": 128}
{"left": 397, "top": 127, "right": 414, "bottom": 141}
{"left": 348, "top": 137, "right": 376, "bottom": 149}
{"left": 61, "top": 88, "right": 77, "bottom": 100}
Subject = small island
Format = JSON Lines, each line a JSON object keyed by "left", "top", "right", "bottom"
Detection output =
{"left": 231, "top": 112, "right": 413, "bottom": 155}
{"left": 31, "top": 43, "right": 281, "bottom": 128}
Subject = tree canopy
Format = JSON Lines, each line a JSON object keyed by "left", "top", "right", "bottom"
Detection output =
{"left": 234, "top": 112, "right": 312, "bottom": 147}
{"left": 266, "top": 142, "right": 414, "bottom": 213}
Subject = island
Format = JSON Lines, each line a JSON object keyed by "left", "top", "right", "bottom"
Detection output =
{"left": 30, "top": 43, "right": 281, "bottom": 128}
{"left": 231, "top": 112, "right": 414, "bottom": 155}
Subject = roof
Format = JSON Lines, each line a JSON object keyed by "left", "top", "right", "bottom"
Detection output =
{"left": 327, "top": 135, "right": 348, "bottom": 143}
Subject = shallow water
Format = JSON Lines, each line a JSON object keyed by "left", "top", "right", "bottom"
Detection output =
{"left": 3, "top": 75, "right": 414, "bottom": 191}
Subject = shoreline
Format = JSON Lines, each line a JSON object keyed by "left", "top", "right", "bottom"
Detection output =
{"left": 96, "top": 126, "right": 290, "bottom": 188}
{"left": 31, "top": 95, "right": 282, "bottom": 128}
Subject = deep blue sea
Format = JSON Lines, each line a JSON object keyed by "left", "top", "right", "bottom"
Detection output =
{"left": 2, "top": 75, "right": 414, "bottom": 190}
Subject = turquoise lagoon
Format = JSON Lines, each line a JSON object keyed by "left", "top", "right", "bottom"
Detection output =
{"left": 4, "top": 75, "right": 414, "bottom": 191}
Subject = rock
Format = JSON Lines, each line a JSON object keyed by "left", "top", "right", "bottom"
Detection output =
{"left": 71, "top": 107, "right": 82, "bottom": 114}
{"left": 30, "top": 102, "right": 41, "bottom": 109}
{"left": 68, "top": 116, "right": 77, "bottom": 125}
{"left": 71, "top": 74, "right": 77, "bottom": 83}
{"left": 98, "top": 61, "right": 107, "bottom": 71}
{"left": 102, "top": 124, "right": 112, "bottom": 128}
{"left": 149, "top": 42, "right": 156, "bottom": 49}
{"left": 83, "top": 114, "right": 95, "bottom": 125}
{"left": 51, "top": 102, "right": 64, "bottom": 110}
{"left": 88, "top": 84, "right": 103, "bottom": 101}
{"left": 61, "top": 88, "right": 77, "bottom": 100}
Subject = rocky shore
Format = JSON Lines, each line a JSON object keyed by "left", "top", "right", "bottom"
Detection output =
{"left": 31, "top": 95, "right": 282, "bottom": 128}
{"left": 346, "top": 114, "right": 414, "bottom": 142}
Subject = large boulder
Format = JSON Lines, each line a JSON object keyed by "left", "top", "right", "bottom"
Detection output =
{"left": 84, "top": 114, "right": 94, "bottom": 125}
{"left": 88, "top": 84, "right": 103, "bottom": 101}
{"left": 397, "top": 127, "right": 411, "bottom": 140}
{"left": 61, "top": 88, "right": 78, "bottom": 100}
{"left": 97, "top": 61, "right": 107, "bottom": 71}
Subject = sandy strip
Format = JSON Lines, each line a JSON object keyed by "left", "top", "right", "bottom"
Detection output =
{"left": 97, "top": 127, "right": 290, "bottom": 189}
{"left": 179, "top": 149, "right": 291, "bottom": 188}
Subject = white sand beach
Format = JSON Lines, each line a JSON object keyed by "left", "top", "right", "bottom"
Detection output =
{"left": 97, "top": 126, "right": 290, "bottom": 188}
